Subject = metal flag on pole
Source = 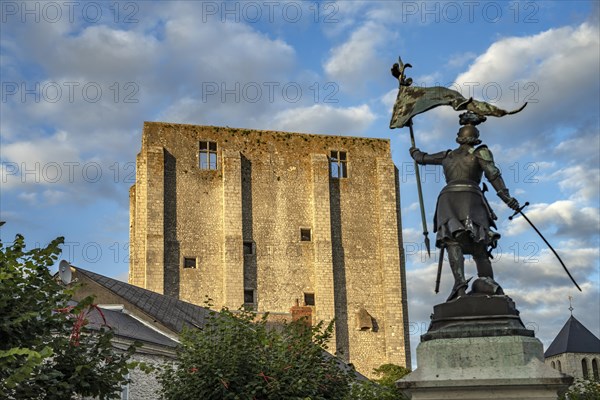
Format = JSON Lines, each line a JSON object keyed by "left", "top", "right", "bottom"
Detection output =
{"left": 408, "top": 119, "right": 431, "bottom": 257}
{"left": 389, "top": 58, "right": 527, "bottom": 130}
{"left": 390, "top": 58, "right": 431, "bottom": 257}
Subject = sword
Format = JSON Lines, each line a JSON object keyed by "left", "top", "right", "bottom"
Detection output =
{"left": 509, "top": 202, "right": 582, "bottom": 292}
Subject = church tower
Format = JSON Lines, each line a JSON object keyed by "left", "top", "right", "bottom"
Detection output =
{"left": 544, "top": 305, "right": 600, "bottom": 380}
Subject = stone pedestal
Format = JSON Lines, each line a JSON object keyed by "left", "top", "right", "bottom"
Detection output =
{"left": 398, "top": 296, "right": 573, "bottom": 399}
{"left": 422, "top": 295, "right": 534, "bottom": 341}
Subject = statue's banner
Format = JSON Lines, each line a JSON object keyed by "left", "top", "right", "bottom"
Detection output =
{"left": 389, "top": 85, "right": 526, "bottom": 129}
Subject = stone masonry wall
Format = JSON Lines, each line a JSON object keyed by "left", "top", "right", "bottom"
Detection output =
{"left": 129, "top": 122, "right": 410, "bottom": 376}
{"left": 546, "top": 352, "right": 600, "bottom": 379}
{"left": 126, "top": 352, "right": 171, "bottom": 400}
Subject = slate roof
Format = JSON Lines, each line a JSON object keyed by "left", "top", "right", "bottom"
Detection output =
{"left": 75, "top": 267, "right": 212, "bottom": 334}
{"left": 74, "top": 267, "right": 366, "bottom": 379}
{"left": 545, "top": 315, "right": 600, "bottom": 357}
{"left": 86, "top": 306, "right": 178, "bottom": 348}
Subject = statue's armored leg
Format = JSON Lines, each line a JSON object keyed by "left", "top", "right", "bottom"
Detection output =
{"left": 446, "top": 243, "right": 468, "bottom": 301}
{"left": 473, "top": 244, "right": 493, "bottom": 279}
{"left": 472, "top": 243, "right": 504, "bottom": 295}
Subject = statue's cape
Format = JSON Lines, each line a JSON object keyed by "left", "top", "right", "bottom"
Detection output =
{"left": 389, "top": 85, "right": 527, "bottom": 128}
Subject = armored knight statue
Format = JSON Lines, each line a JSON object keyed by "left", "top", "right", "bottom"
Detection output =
{"left": 410, "top": 112, "right": 520, "bottom": 301}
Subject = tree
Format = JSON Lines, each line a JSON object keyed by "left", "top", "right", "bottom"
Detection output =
{"left": 346, "top": 380, "right": 407, "bottom": 400}
{"left": 159, "top": 306, "right": 353, "bottom": 400}
{"left": 0, "top": 231, "right": 137, "bottom": 399}
{"left": 372, "top": 363, "right": 411, "bottom": 388}
{"left": 346, "top": 363, "right": 410, "bottom": 400}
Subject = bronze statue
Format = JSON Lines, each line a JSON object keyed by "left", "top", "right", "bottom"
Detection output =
{"left": 390, "top": 57, "right": 581, "bottom": 298}
{"left": 409, "top": 113, "right": 519, "bottom": 301}
{"left": 389, "top": 57, "right": 527, "bottom": 257}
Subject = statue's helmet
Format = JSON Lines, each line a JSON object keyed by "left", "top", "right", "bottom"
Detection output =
{"left": 456, "top": 124, "right": 481, "bottom": 145}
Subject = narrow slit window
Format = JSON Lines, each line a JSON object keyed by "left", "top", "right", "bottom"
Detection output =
{"left": 304, "top": 292, "right": 315, "bottom": 306}
{"left": 300, "top": 228, "right": 312, "bottom": 242}
{"left": 330, "top": 150, "right": 348, "bottom": 178}
{"left": 582, "top": 358, "right": 589, "bottom": 379}
{"left": 199, "top": 141, "right": 218, "bottom": 170}
{"left": 183, "top": 257, "right": 196, "bottom": 269}
{"left": 244, "top": 289, "right": 254, "bottom": 304}
{"left": 243, "top": 241, "right": 254, "bottom": 255}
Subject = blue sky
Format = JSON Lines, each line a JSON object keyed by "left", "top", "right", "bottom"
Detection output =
{"left": 1, "top": 1, "right": 599, "bottom": 367}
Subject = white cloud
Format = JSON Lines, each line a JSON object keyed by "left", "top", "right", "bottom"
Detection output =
{"left": 494, "top": 246, "right": 599, "bottom": 288}
{"left": 43, "top": 189, "right": 69, "bottom": 205}
{"left": 0, "top": 129, "right": 130, "bottom": 206}
{"left": 414, "top": 72, "right": 442, "bottom": 87}
{"left": 416, "top": 22, "right": 600, "bottom": 152}
{"left": 321, "top": 1, "right": 374, "bottom": 38}
{"left": 505, "top": 200, "right": 600, "bottom": 242}
{"left": 446, "top": 52, "right": 477, "bottom": 69}
{"left": 1, "top": 131, "right": 81, "bottom": 189}
{"left": 47, "top": 27, "right": 158, "bottom": 80}
{"left": 554, "top": 129, "right": 600, "bottom": 168}
{"left": 270, "top": 104, "right": 376, "bottom": 135}
{"left": 162, "top": 12, "right": 295, "bottom": 83}
{"left": 17, "top": 192, "right": 38, "bottom": 205}
{"left": 2, "top": 3, "right": 297, "bottom": 120}
{"left": 1, "top": 3, "right": 301, "bottom": 199}
{"left": 323, "top": 21, "right": 389, "bottom": 92}
{"left": 454, "top": 22, "right": 599, "bottom": 133}
{"left": 380, "top": 88, "right": 398, "bottom": 110}
{"left": 550, "top": 165, "right": 600, "bottom": 203}
{"left": 157, "top": 97, "right": 207, "bottom": 126}
{"left": 402, "top": 202, "right": 420, "bottom": 214}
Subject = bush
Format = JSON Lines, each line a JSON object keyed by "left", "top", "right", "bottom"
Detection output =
{"left": 560, "top": 378, "right": 600, "bottom": 400}
{"left": 159, "top": 306, "right": 352, "bottom": 400}
{"left": 0, "top": 231, "right": 137, "bottom": 399}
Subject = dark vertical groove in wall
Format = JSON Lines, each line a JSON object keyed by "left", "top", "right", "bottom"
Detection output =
{"left": 164, "top": 150, "right": 180, "bottom": 298}
{"left": 329, "top": 178, "right": 349, "bottom": 361}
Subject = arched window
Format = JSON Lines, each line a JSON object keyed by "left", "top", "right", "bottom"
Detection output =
{"left": 557, "top": 360, "right": 562, "bottom": 372}
{"left": 582, "top": 358, "right": 589, "bottom": 379}
{"left": 592, "top": 358, "right": 599, "bottom": 380}
{"left": 551, "top": 361, "right": 556, "bottom": 369}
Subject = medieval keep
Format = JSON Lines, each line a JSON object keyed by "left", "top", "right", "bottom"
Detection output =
{"left": 129, "top": 121, "right": 411, "bottom": 374}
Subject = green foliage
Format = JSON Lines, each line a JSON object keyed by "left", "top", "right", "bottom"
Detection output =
{"left": 346, "top": 380, "right": 407, "bottom": 400}
{"left": 0, "top": 232, "right": 137, "bottom": 399}
{"left": 372, "top": 363, "right": 411, "bottom": 388}
{"left": 159, "top": 307, "right": 353, "bottom": 400}
{"left": 560, "top": 378, "right": 600, "bottom": 400}
{"left": 343, "top": 363, "right": 410, "bottom": 400}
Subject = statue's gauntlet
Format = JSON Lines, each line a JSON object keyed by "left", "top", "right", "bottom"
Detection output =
{"left": 497, "top": 188, "right": 519, "bottom": 210}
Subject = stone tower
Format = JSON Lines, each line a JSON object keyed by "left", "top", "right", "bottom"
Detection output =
{"left": 129, "top": 121, "right": 411, "bottom": 374}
